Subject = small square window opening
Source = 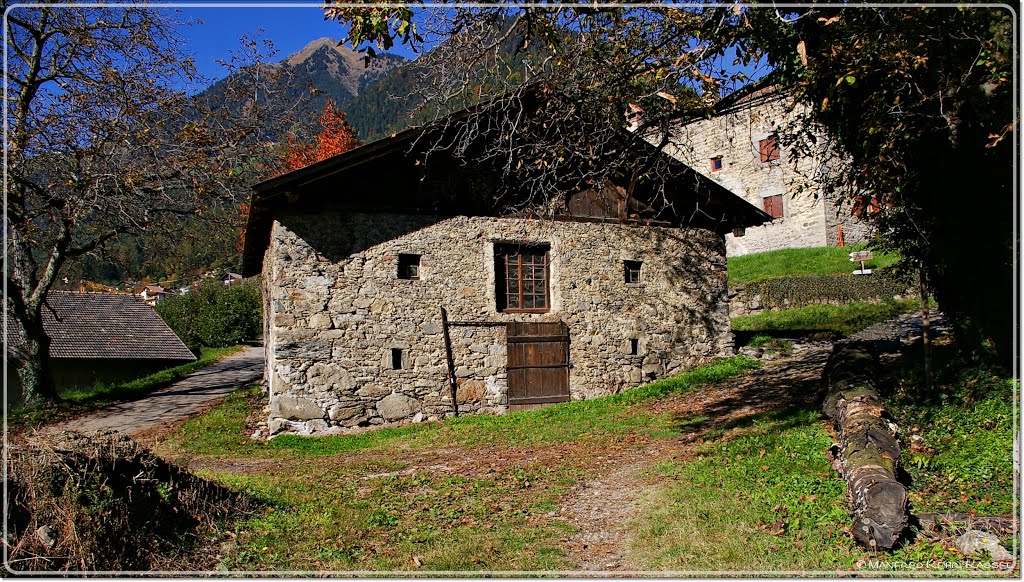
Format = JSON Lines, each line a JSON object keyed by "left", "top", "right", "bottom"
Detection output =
{"left": 397, "top": 254, "right": 421, "bottom": 280}
{"left": 391, "top": 348, "right": 404, "bottom": 370}
{"left": 624, "top": 260, "right": 642, "bottom": 284}
{"left": 710, "top": 157, "right": 723, "bottom": 172}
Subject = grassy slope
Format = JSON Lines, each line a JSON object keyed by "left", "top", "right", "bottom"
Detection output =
{"left": 629, "top": 347, "right": 1017, "bottom": 574}
{"left": 888, "top": 341, "right": 1017, "bottom": 517}
{"left": 626, "top": 406, "right": 1001, "bottom": 573}
{"left": 157, "top": 344, "right": 1016, "bottom": 573}
{"left": 727, "top": 246, "right": 899, "bottom": 286}
{"left": 728, "top": 247, "right": 913, "bottom": 340}
{"left": 732, "top": 299, "right": 920, "bottom": 338}
{"left": 630, "top": 409, "right": 861, "bottom": 571}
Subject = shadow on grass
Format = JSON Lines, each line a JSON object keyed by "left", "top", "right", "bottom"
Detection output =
{"left": 674, "top": 406, "right": 823, "bottom": 443}
{"left": 734, "top": 329, "right": 841, "bottom": 345}
{"left": 667, "top": 349, "right": 831, "bottom": 444}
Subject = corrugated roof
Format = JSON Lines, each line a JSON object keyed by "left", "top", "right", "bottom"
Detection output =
{"left": 37, "top": 292, "right": 195, "bottom": 361}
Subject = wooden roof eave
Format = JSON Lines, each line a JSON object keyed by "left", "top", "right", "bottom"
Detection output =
{"left": 620, "top": 130, "right": 773, "bottom": 233}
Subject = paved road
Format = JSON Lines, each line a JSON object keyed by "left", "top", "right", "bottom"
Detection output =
{"left": 43, "top": 346, "right": 264, "bottom": 438}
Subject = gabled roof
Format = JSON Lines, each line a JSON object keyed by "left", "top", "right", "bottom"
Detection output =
{"left": 713, "top": 79, "right": 784, "bottom": 114}
{"left": 37, "top": 292, "right": 195, "bottom": 361}
{"left": 242, "top": 85, "right": 772, "bottom": 276}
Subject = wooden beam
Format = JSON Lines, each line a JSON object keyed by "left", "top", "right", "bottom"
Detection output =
{"left": 440, "top": 306, "right": 459, "bottom": 418}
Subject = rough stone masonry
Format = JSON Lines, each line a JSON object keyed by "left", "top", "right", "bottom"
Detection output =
{"left": 261, "top": 211, "right": 733, "bottom": 435}
{"left": 665, "top": 90, "right": 872, "bottom": 256}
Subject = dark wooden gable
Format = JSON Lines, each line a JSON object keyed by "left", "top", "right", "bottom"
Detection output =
{"left": 563, "top": 180, "right": 662, "bottom": 224}
{"left": 242, "top": 85, "right": 773, "bottom": 276}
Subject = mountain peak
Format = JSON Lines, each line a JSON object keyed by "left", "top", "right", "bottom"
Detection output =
{"left": 284, "top": 37, "right": 350, "bottom": 66}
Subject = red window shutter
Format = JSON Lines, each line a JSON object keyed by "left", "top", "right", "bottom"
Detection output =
{"left": 760, "top": 136, "right": 780, "bottom": 163}
{"left": 763, "top": 194, "right": 784, "bottom": 218}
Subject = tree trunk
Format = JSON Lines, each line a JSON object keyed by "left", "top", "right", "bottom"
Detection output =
{"left": 919, "top": 266, "right": 933, "bottom": 392}
{"left": 15, "top": 308, "right": 58, "bottom": 405}
{"left": 823, "top": 343, "right": 909, "bottom": 551}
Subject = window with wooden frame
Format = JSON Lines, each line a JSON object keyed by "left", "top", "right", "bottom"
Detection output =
{"left": 397, "top": 254, "right": 421, "bottom": 280}
{"left": 710, "top": 156, "right": 723, "bottom": 172}
{"left": 495, "top": 243, "right": 550, "bottom": 313}
{"left": 759, "top": 135, "right": 780, "bottom": 163}
{"left": 624, "top": 260, "right": 642, "bottom": 284}
{"left": 763, "top": 194, "right": 784, "bottom": 218}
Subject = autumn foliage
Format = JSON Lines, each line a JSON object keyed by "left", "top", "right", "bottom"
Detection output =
{"left": 276, "top": 98, "right": 362, "bottom": 175}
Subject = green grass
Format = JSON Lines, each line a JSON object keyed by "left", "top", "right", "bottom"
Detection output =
{"left": 744, "top": 335, "right": 794, "bottom": 352}
{"left": 164, "top": 356, "right": 761, "bottom": 460}
{"left": 156, "top": 357, "right": 760, "bottom": 571}
{"left": 156, "top": 338, "right": 1019, "bottom": 574}
{"left": 209, "top": 465, "right": 579, "bottom": 572}
{"left": 887, "top": 341, "right": 1017, "bottom": 517}
{"left": 8, "top": 345, "right": 245, "bottom": 429}
{"left": 629, "top": 409, "right": 864, "bottom": 571}
{"left": 731, "top": 299, "right": 919, "bottom": 338}
{"left": 627, "top": 406, "right": 993, "bottom": 574}
{"left": 728, "top": 246, "right": 899, "bottom": 286}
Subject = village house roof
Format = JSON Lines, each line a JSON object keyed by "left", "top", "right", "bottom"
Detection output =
{"left": 241, "top": 85, "right": 772, "bottom": 276}
{"left": 25, "top": 292, "right": 195, "bottom": 361}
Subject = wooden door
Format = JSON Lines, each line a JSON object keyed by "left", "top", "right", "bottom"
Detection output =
{"left": 506, "top": 321, "right": 570, "bottom": 410}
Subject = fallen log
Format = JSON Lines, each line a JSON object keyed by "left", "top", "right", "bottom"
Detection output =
{"left": 823, "top": 343, "right": 909, "bottom": 551}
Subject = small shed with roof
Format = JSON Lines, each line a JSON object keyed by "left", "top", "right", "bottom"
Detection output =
{"left": 7, "top": 292, "right": 196, "bottom": 403}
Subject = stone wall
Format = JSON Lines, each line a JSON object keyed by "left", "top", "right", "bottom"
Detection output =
{"left": 728, "top": 274, "right": 913, "bottom": 318}
{"left": 262, "top": 211, "right": 732, "bottom": 435}
{"left": 663, "top": 94, "right": 870, "bottom": 256}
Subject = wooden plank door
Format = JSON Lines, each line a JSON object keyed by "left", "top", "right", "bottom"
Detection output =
{"left": 506, "top": 321, "right": 570, "bottom": 410}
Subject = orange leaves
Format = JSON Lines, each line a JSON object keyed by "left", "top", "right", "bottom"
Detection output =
{"left": 276, "top": 98, "right": 362, "bottom": 176}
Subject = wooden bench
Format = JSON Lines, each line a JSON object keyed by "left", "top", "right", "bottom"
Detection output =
{"left": 850, "top": 250, "right": 874, "bottom": 275}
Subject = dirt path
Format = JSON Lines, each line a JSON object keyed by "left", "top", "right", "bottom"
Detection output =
{"left": 41, "top": 346, "right": 264, "bottom": 438}
{"left": 558, "top": 342, "right": 834, "bottom": 573}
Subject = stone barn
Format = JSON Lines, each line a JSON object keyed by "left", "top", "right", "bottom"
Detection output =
{"left": 242, "top": 94, "right": 772, "bottom": 435}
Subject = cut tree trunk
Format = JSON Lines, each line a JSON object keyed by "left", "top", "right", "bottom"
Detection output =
{"left": 822, "top": 343, "right": 909, "bottom": 551}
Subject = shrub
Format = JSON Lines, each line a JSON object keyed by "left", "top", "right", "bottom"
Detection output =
{"left": 157, "top": 277, "right": 262, "bottom": 353}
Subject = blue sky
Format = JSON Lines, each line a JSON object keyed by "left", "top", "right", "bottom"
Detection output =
{"left": 173, "top": 4, "right": 765, "bottom": 97}
{"left": 175, "top": 4, "right": 422, "bottom": 84}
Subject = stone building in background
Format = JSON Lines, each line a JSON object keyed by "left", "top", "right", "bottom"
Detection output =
{"left": 241, "top": 91, "right": 771, "bottom": 435}
{"left": 661, "top": 85, "right": 872, "bottom": 256}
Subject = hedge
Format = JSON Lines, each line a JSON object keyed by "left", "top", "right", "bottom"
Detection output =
{"left": 156, "top": 277, "right": 262, "bottom": 353}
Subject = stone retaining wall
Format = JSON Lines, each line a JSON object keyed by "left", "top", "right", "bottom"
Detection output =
{"left": 262, "top": 212, "right": 732, "bottom": 435}
{"left": 728, "top": 274, "right": 913, "bottom": 317}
